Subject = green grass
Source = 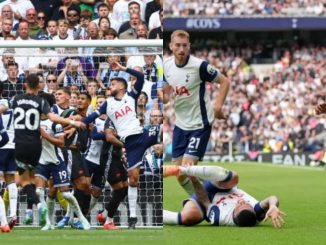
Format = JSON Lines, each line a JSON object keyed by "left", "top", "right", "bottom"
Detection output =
{"left": 0, "top": 228, "right": 163, "bottom": 245}
{"left": 164, "top": 162, "right": 326, "bottom": 245}
{"left": 3, "top": 162, "right": 326, "bottom": 244}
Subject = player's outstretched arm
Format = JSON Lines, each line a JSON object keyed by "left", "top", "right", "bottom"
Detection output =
{"left": 47, "top": 112, "right": 84, "bottom": 128}
{"left": 214, "top": 74, "right": 230, "bottom": 120}
{"left": 260, "top": 196, "right": 286, "bottom": 228}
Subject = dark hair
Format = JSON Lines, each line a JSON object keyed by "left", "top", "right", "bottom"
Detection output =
{"left": 38, "top": 92, "right": 55, "bottom": 107}
{"left": 139, "top": 91, "right": 148, "bottom": 102}
{"left": 102, "top": 28, "right": 117, "bottom": 38}
{"left": 99, "top": 16, "right": 110, "bottom": 27}
{"left": 110, "top": 77, "right": 127, "bottom": 90}
{"left": 80, "top": 9, "right": 92, "bottom": 19}
{"left": 79, "top": 91, "right": 92, "bottom": 101}
{"left": 128, "top": 1, "right": 140, "bottom": 9}
{"left": 97, "top": 3, "right": 109, "bottom": 11}
{"left": 67, "top": 5, "right": 81, "bottom": 15}
{"left": 57, "top": 87, "right": 71, "bottom": 96}
{"left": 87, "top": 78, "right": 98, "bottom": 84}
{"left": 234, "top": 210, "right": 257, "bottom": 227}
{"left": 26, "top": 74, "right": 39, "bottom": 89}
{"left": 6, "top": 61, "right": 18, "bottom": 69}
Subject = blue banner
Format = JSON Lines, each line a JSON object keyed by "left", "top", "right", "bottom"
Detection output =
{"left": 164, "top": 17, "right": 326, "bottom": 31}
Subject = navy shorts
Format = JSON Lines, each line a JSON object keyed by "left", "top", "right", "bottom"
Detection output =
{"left": 0, "top": 149, "right": 17, "bottom": 174}
{"left": 35, "top": 162, "right": 70, "bottom": 188}
{"left": 124, "top": 125, "right": 161, "bottom": 171}
{"left": 172, "top": 125, "right": 212, "bottom": 161}
{"left": 85, "top": 159, "right": 105, "bottom": 189}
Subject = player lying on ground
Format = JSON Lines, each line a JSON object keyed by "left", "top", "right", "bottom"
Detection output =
{"left": 163, "top": 165, "right": 286, "bottom": 228}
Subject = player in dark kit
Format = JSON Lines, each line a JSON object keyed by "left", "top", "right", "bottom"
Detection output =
{"left": 96, "top": 116, "right": 128, "bottom": 230}
{"left": 12, "top": 73, "right": 82, "bottom": 172}
{"left": 11, "top": 74, "right": 82, "bottom": 225}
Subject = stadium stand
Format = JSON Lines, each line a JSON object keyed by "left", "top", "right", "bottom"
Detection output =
{"left": 0, "top": 0, "right": 163, "bottom": 229}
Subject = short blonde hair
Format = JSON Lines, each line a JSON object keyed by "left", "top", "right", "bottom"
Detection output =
{"left": 171, "top": 30, "right": 189, "bottom": 41}
{"left": 58, "top": 19, "right": 68, "bottom": 26}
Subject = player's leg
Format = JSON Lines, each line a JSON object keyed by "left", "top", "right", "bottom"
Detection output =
{"left": 163, "top": 200, "right": 204, "bottom": 226}
{"left": 172, "top": 126, "right": 195, "bottom": 195}
{"left": 84, "top": 159, "right": 103, "bottom": 212}
{"left": 0, "top": 195, "right": 10, "bottom": 232}
{"left": 164, "top": 165, "right": 238, "bottom": 189}
{"left": 59, "top": 185, "right": 91, "bottom": 230}
{"left": 41, "top": 179, "right": 56, "bottom": 230}
{"left": 1, "top": 149, "right": 18, "bottom": 228}
{"left": 18, "top": 168, "right": 40, "bottom": 225}
{"left": 177, "top": 126, "right": 212, "bottom": 195}
{"left": 124, "top": 129, "right": 161, "bottom": 230}
{"left": 35, "top": 164, "right": 53, "bottom": 227}
{"left": 100, "top": 158, "right": 128, "bottom": 230}
{"left": 4, "top": 174, "right": 17, "bottom": 229}
{"left": 58, "top": 163, "right": 90, "bottom": 230}
{"left": 71, "top": 152, "right": 92, "bottom": 217}
{"left": 127, "top": 165, "right": 141, "bottom": 230}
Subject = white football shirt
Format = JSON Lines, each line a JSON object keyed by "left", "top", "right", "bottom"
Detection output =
{"left": 39, "top": 119, "right": 64, "bottom": 165}
{"left": 210, "top": 188, "right": 259, "bottom": 226}
{"left": 164, "top": 55, "right": 220, "bottom": 130}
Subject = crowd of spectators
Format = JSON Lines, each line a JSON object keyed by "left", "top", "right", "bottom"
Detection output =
{"left": 0, "top": 0, "right": 163, "bottom": 113}
{"left": 164, "top": 41, "right": 326, "bottom": 158}
{"left": 164, "top": 0, "right": 326, "bottom": 17}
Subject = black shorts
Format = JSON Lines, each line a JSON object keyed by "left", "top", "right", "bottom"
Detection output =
{"left": 70, "top": 150, "right": 90, "bottom": 180}
{"left": 107, "top": 154, "right": 127, "bottom": 186}
{"left": 15, "top": 142, "right": 42, "bottom": 167}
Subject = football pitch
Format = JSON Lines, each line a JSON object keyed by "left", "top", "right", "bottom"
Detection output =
{"left": 2, "top": 161, "right": 326, "bottom": 245}
{"left": 164, "top": 161, "right": 326, "bottom": 245}
{"left": 0, "top": 228, "right": 163, "bottom": 245}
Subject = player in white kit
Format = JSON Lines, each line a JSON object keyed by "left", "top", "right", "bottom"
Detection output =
{"left": 0, "top": 83, "right": 18, "bottom": 230}
{"left": 80, "top": 61, "right": 162, "bottom": 229}
{"left": 163, "top": 30, "right": 231, "bottom": 195}
{"left": 34, "top": 93, "right": 90, "bottom": 230}
{"left": 0, "top": 113, "right": 10, "bottom": 232}
{"left": 163, "top": 165, "right": 286, "bottom": 228}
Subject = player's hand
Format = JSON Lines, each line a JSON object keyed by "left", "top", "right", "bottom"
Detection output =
{"left": 214, "top": 107, "right": 226, "bottom": 120}
{"left": 72, "top": 121, "right": 86, "bottom": 130}
{"left": 65, "top": 127, "right": 76, "bottom": 139}
{"left": 315, "top": 103, "right": 326, "bottom": 115}
{"left": 40, "top": 128, "right": 48, "bottom": 139}
{"left": 263, "top": 205, "right": 286, "bottom": 228}
{"left": 111, "top": 61, "right": 126, "bottom": 71}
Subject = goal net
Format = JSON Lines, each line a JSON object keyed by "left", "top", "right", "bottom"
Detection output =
{"left": 0, "top": 39, "right": 163, "bottom": 228}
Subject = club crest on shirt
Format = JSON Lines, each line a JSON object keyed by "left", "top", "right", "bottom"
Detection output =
{"left": 185, "top": 74, "right": 190, "bottom": 83}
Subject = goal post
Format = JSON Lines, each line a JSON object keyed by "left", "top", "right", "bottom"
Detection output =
{"left": 0, "top": 39, "right": 163, "bottom": 228}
